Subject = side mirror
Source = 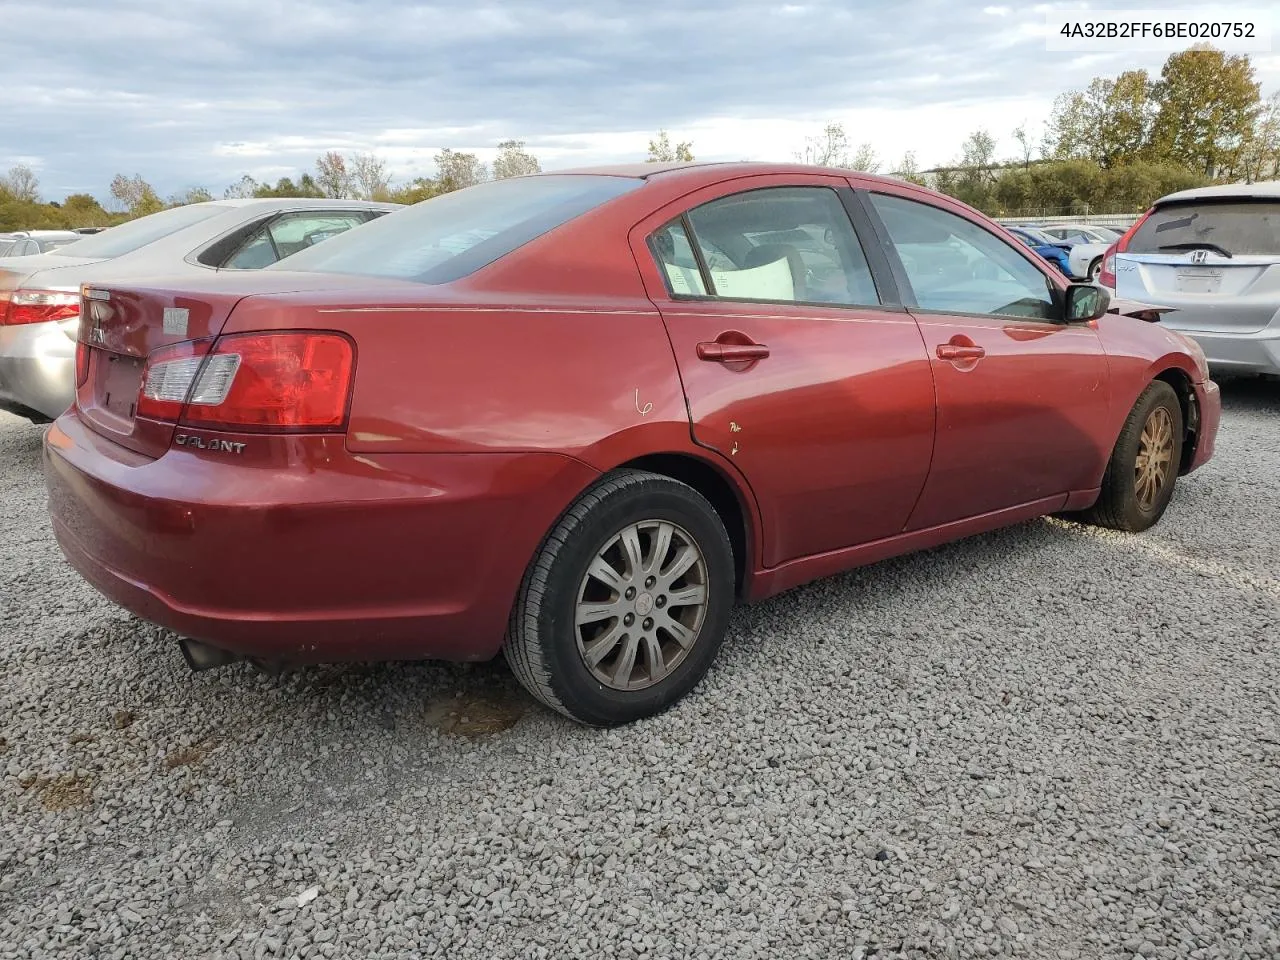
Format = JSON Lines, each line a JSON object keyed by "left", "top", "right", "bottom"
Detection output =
{"left": 1064, "top": 282, "right": 1111, "bottom": 323}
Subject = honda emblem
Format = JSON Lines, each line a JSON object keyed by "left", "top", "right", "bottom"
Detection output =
{"left": 1190, "top": 249, "right": 1208, "bottom": 264}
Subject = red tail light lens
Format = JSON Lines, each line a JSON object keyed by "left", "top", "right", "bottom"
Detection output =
{"left": 1099, "top": 209, "right": 1153, "bottom": 289}
{"left": 136, "top": 331, "right": 354, "bottom": 432}
{"left": 0, "top": 289, "right": 80, "bottom": 326}
{"left": 74, "top": 341, "right": 90, "bottom": 388}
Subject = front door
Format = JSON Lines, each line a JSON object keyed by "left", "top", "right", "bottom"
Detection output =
{"left": 862, "top": 190, "right": 1110, "bottom": 531}
{"left": 630, "top": 177, "right": 936, "bottom": 567}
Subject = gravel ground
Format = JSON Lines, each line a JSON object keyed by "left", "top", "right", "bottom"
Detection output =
{"left": 2, "top": 380, "right": 1279, "bottom": 960}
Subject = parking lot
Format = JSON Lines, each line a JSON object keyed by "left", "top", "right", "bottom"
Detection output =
{"left": 1, "top": 380, "right": 1277, "bottom": 959}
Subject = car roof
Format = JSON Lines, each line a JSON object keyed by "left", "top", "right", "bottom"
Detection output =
{"left": 194, "top": 198, "right": 403, "bottom": 211}
{"left": 1156, "top": 180, "right": 1280, "bottom": 204}
{"left": 545, "top": 160, "right": 928, "bottom": 190}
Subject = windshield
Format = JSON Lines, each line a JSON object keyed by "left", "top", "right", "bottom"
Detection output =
{"left": 1128, "top": 200, "right": 1280, "bottom": 257}
{"left": 52, "top": 203, "right": 230, "bottom": 258}
{"left": 273, "top": 175, "right": 643, "bottom": 284}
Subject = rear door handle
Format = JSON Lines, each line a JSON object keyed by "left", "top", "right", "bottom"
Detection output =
{"left": 936, "top": 343, "right": 986, "bottom": 361}
{"left": 697, "top": 342, "right": 771, "bottom": 362}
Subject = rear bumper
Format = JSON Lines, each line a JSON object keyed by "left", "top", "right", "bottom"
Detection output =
{"left": 0, "top": 320, "right": 75, "bottom": 421}
{"left": 1188, "top": 379, "right": 1220, "bottom": 474}
{"left": 1175, "top": 327, "right": 1280, "bottom": 376}
{"left": 43, "top": 411, "right": 599, "bottom": 663}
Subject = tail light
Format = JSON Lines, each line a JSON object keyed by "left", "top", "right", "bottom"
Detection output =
{"left": 1099, "top": 209, "right": 1153, "bottom": 289}
{"left": 136, "top": 331, "right": 354, "bottom": 432}
{"left": 0, "top": 289, "right": 80, "bottom": 326}
{"left": 74, "top": 342, "right": 90, "bottom": 388}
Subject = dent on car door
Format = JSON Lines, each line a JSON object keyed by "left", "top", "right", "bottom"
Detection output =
{"left": 631, "top": 177, "right": 935, "bottom": 567}
{"left": 861, "top": 190, "right": 1111, "bottom": 529}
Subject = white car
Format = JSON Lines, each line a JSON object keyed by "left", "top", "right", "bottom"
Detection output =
{"left": 1106, "top": 180, "right": 1280, "bottom": 376}
{"left": 1039, "top": 223, "right": 1123, "bottom": 245}
{"left": 1011, "top": 225, "right": 1110, "bottom": 281}
{"left": 0, "top": 199, "right": 400, "bottom": 422}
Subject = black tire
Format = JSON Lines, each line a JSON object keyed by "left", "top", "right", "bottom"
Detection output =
{"left": 1088, "top": 257, "right": 1103, "bottom": 280}
{"left": 1081, "top": 380, "right": 1184, "bottom": 532}
{"left": 504, "top": 469, "right": 735, "bottom": 726}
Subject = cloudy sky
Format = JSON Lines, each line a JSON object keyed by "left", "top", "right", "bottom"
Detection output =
{"left": 2, "top": 0, "right": 1277, "bottom": 202}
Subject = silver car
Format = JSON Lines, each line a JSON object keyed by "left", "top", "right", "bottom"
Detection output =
{"left": 1111, "top": 181, "right": 1280, "bottom": 376}
{"left": 0, "top": 230, "right": 84, "bottom": 257}
{"left": 0, "top": 198, "right": 399, "bottom": 422}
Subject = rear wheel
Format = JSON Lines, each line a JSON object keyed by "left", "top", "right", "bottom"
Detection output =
{"left": 1081, "top": 381, "right": 1183, "bottom": 532}
{"left": 504, "top": 470, "right": 735, "bottom": 726}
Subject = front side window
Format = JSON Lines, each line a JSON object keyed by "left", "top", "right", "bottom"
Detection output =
{"left": 662, "top": 186, "right": 879, "bottom": 306}
{"left": 272, "top": 175, "right": 643, "bottom": 284}
{"left": 869, "top": 193, "right": 1057, "bottom": 320}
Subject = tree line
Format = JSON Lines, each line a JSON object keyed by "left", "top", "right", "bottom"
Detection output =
{"left": 2, "top": 46, "right": 1276, "bottom": 232}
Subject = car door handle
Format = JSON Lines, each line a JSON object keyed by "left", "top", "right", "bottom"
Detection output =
{"left": 697, "top": 342, "right": 771, "bottom": 362}
{"left": 936, "top": 343, "right": 986, "bottom": 361}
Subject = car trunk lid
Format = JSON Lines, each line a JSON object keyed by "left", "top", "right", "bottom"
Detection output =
{"left": 1114, "top": 198, "right": 1280, "bottom": 334}
{"left": 73, "top": 271, "right": 374, "bottom": 458}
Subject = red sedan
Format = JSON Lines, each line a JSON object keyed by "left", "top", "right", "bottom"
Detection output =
{"left": 44, "top": 163, "right": 1221, "bottom": 726}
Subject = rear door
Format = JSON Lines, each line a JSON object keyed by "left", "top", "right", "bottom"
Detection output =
{"left": 1115, "top": 198, "right": 1280, "bottom": 333}
{"left": 861, "top": 188, "right": 1109, "bottom": 530}
{"left": 630, "top": 175, "right": 936, "bottom": 567}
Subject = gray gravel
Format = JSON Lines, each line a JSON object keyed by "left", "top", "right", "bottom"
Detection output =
{"left": 2, "top": 380, "right": 1279, "bottom": 960}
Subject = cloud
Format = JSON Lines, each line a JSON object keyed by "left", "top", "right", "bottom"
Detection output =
{"left": 0, "top": 0, "right": 1276, "bottom": 199}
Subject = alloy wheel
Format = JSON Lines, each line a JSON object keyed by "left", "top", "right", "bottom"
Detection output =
{"left": 1134, "top": 406, "right": 1174, "bottom": 511}
{"left": 574, "top": 520, "right": 709, "bottom": 691}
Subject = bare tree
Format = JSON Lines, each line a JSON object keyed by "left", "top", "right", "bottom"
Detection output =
{"left": 168, "top": 186, "right": 214, "bottom": 206}
{"left": 493, "top": 140, "right": 542, "bottom": 179}
{"left": 350, "top": 153, "right": 391, "bottom": 200}
{"left": 1, "top": 164, "right": 40, "bottom": 202}
{"left": 315, "top": 151, "right": 352, "bottom": 199}
{"left": 797, "top": 123, "right": 878, "bottom": 171}
{"left": 1013, "top": 123, "right": 1035, "bottom": 169}
{"left": 223, "top": 175, "right": 260, "bottom": 199}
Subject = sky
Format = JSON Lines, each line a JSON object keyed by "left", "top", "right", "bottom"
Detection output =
{"left": 1, "top": 0, "right": 1277, "bottom": 202}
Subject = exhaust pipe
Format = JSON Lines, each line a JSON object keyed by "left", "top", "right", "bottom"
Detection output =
{"left": 178, "top": 638, "right": 242, "bottom": 672}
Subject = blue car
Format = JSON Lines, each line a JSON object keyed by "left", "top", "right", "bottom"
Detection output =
{"left": 1004, "top": 226, "right": 1072, "bottom": 276}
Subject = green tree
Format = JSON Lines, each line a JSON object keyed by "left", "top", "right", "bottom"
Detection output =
{"left": 168, "top": 186, "right": 213, "bottom": 206}
{"left": 385, "top": 176, "right": 440, "bottom": 204}
{"left": 1149, "top": 46, "right": 1261, "bottom": 176}
{"left": 646, "top": 129, "right": 694, "bottom": 163}
{"left": 109, "top": 173, "right": 164, "bottom": 216}
{"left": 434, "top": 148, "right": 487, "bottom": 192}
{"left": 1238, "top": 91, "right": 1280, "bottom": 182}
{"left": 493, "top": 140, "right": 542, "bottom": 179}
{"left": 890, "top": 151, "right": 927, "bottom": 186}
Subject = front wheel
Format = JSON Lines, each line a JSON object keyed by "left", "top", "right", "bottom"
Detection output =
{"left": 1081, "top": 381, "right": 1184, "bottom": 532}
{"left": 504, "top": 470, "right": 735, "bottom": 726}
{"left": 1088, "top": 257, "right": 1103, "bottom": 281}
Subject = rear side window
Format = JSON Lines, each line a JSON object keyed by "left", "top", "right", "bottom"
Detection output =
{"left": 1129, "top": 200, "right": 1280, "bottom": 256}
{"left": 222, "top": 212, "right": 374, "bottom": 269}
{"left": 662, "top": 186, "right": 879, "bottom": 305}
{"left": 55, "top": 204, "right": 228, "bottom": 258}
{"left": 273, "top": 175, "right": 643, "bottom": 284}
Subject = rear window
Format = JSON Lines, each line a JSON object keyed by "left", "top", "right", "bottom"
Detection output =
{"left": 55, "top": 204, "right": 229, "bottom": 258}
{"left": 1129, "top": 200, "right": 1280, "bottom": 257}
{"left": 271, "top": 175, "right": 643, "bottom": 284}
